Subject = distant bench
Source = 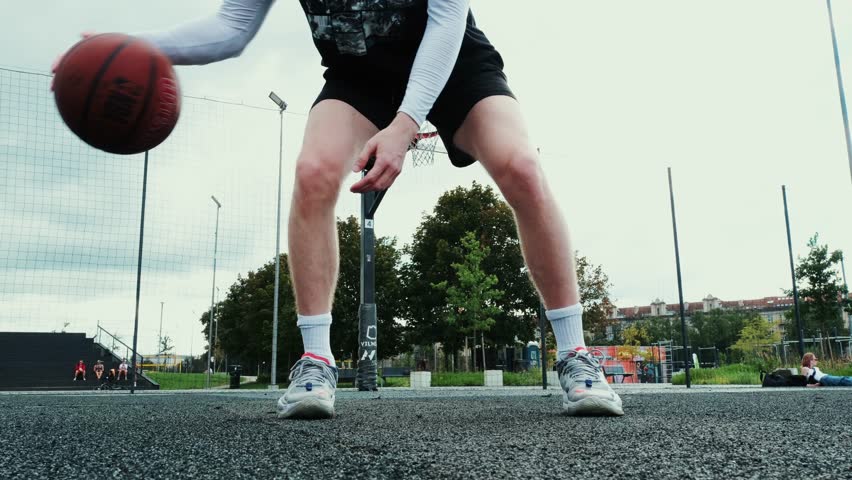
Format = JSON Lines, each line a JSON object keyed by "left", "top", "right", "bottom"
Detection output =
{"left": 602, "top": 364, "right": 634, "bottom": 383}
{"left": 338, "top": 367, "right": 412, "bottom": 385}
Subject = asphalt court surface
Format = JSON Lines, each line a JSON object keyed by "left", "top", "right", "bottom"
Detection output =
{"left": 1, "top": 385, "right": 850, "bottom": 479}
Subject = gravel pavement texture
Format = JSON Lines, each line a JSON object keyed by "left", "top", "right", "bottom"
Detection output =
{"left": 1, "top": 385, "right": 850, "bottom": 479}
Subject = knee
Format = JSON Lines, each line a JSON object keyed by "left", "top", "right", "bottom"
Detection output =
{"left": 490, "top": 149, "right": 546, "bottom": 208}
{"left": 292, "top": 151, "right": 346, "bottom": 208}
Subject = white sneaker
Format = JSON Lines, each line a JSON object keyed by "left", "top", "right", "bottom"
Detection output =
{"left": 277, "top": 355, "right": 337, "bottom": 420}
{"left": 556, "top": 348, "right": 624, "bottom": 416}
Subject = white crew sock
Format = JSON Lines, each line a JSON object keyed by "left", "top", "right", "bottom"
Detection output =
{"left": 297, "top": 313, "right": 335, "bottom": 366}
{"left": 546, "top": 303, "right": 586, "bottom": 359}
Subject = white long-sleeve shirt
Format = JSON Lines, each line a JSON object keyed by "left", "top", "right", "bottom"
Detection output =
{"left": 140, "top": 0, "right": 470, "bottom": 127}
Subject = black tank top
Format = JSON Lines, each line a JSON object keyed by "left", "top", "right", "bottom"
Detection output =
{"left": 297, "top": 0, "right": 499, "bottom": 79}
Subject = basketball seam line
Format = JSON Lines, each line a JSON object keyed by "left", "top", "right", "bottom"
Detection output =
{"left": 80, "top": 36, "right": 136, "bottom": 137}
{"left": 122, "top": 57, "right": 158, "bottom": 150}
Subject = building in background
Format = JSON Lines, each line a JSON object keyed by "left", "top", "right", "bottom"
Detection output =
{"left": 609, "top": 294, "right": 797, "bottom": 339}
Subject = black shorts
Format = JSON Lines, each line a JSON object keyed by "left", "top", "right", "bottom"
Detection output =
{"left": 313, "top": 58, "right": 515, "bottom": 168}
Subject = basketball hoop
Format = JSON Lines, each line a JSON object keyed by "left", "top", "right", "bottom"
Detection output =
{"left": 409, "top": 122, "right": 439, "bottom": 167}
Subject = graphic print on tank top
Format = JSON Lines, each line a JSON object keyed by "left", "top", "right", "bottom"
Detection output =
{"left": 300, "top": 0, "right": 425, "bottom": 56}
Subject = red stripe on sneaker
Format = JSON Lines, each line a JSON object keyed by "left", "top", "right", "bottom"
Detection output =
{"left": 574, "top": 347, "right": 587, "bottom": 352}
{"left": 301, "top": 353, "right": 331, "bottom": 365}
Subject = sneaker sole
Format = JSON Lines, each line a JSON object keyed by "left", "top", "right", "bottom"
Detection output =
{"left": 277, "top": 397, "right": 335, "bottom": 420}
{"left": 563, "top": 397, "right": 624, "bottom": 416}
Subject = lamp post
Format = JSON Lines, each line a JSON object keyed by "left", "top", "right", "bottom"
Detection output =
{"left": 158, "top": 301, "right": 164, "bottom": 370}
{"left": 206, "top": 195, "right": 222, "bottom": 389}
{"left": 130, "top": 151, "right": 151, "bottom": 394}
{"left": 841, "top": 252, "right": 850, "bottom": 334}
{"left": 214, "top": 288, "right": 220, "bottom": 339}
{"left": 826, "top": 0, "right": 852, "bottom": 183}
{"left": 214, "top": 287, "right": 220, "bottom": 372}
{"left": 782, "top": 186, "right": 805, "bottom": 356}
{"left": 268, "top": 91, "right": 287, "bottom": 388}
{"left": 667, "top": 168, "right": 691, "bottom": 388}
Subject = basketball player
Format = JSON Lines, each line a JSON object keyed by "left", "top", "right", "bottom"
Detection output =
{"left": 56, "top": 0, "right": 623, "bottom": 418}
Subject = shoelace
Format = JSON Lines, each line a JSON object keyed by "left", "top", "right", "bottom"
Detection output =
{"left": 289, "top": 358, "right": 337, "bottom": 388}
{"left": 558, "top": 352, "right": 601, "bottom": 382}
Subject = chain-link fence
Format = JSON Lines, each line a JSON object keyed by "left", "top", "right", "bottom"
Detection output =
{"left": 0, "top": 67, "right": 302, "bottom": 357}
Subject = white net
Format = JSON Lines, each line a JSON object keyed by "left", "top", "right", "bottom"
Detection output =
{"left": 410, "top": 122, "right": 439, "bottom": 168}
{"left": 0, "top": 67, "right": 281, "bottom": 357}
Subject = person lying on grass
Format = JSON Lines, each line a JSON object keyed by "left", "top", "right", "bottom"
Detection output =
{"left": 801, "top": 352, "right": 852, "bottom": 387}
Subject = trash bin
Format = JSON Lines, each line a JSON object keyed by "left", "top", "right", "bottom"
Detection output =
{"left": 229, "top": 365, "right": 242, "bottom": 389}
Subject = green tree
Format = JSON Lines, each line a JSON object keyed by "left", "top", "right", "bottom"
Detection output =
{"left": 158, "top": 335, "right": 174, "bottom": 356}
{"left": 202, "top": 255, "right": 301, "bottom": 378}
{"left": 618, "top": 323, "right": 655, "bottom": 362}
{"left": 621, "top": 323, "right": 649, "bottom": 346}
{"left": 621, "top": 316, "right": 678, "bottom": 345}
{"left": 404, "top": 182, "right": 617, "bottom": 358}
{"left": 688, "top": 309, "right": 750, "bottom": 351}
{"left": 403, "top": 182, "right": 539, "bottom": 354}
{"left": 577, "top": 254, "right": 616, "bottom": 344}
{"left": 731, "top": 316, "right": 781, "bottom": 362}
{"left": 433, "top": 231, "right": 504, "bottom": 338}
{"left": 783, "top": 234, "right": 851, "bottom": 339}
{"left": 206, "top": 216, "right": 406, "bottom": 377}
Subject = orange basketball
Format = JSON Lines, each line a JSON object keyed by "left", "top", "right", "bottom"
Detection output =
{"left": 53, "top": 33, "right": 181, "bottom": 155}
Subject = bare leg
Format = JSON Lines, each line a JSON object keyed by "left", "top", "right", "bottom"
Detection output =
{"left": 456, "top": 98, "right": 624, "bottom": 416}
{"left": 453, "top": 96, "right": 578, "bottom": 309}
{"left": 288, "top": 100, "right": 379, "bottom": 315}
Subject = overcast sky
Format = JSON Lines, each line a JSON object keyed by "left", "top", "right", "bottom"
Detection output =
{"left": 1, "top": 1, "right": 851, "bottom": 355}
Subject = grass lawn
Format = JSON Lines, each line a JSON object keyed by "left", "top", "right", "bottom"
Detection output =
{"left": 146, "top": 372, "right": 240, "bottom": 390}
{"left": 238, "top": 381, "right": 272, "bottom": 390}
{"left": 241, "top": 370, "right": 546, "bottom": 389}
{"left": 672, "top": 364, "right": 761, "bottom": 385}
{"left": 151, "top": 363, "right": 850, "bottom": 389}
{"left": 671, "top": 362, "right": 852, "bottom": 385}
{"left": 824, "top": 364, "right": 852, "bottom": 377}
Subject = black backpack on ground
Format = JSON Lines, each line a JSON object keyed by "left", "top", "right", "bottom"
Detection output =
{"left": 760, "top": 368, "right": 807, "bottom": 387}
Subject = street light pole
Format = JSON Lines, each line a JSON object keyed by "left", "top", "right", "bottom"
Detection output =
{"left": 268, "top": 91, "right": 287, "bottom": 388}
{"left": 214, "top": 287, "right": 220, "bottom": 372}
{"left": 826, "top": 0, "right": 852, "bottom": 183}
{"left": 158, "top": 301, "right": 164, "bottom": 366}
{"left": 782, "top": 186, "right": 805, "bottom": 356}
{"left": 130, "top": 150, "right": 151, "bottom": 394}
{"left": 840, "top": 251, "right": 849, "bottom": 334}
{"left": 206, "top": 195, "right": 222, "bottom": 389}
{"left": 667, "top": 168, "right": 691, "bottom": 388}
{"left": 539, "top": 301, "right": 547, "bottom": 389}
{"left": 214, "top": 288, "right": 220, "bottom": 338}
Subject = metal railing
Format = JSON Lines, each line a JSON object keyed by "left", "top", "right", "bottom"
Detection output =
{"left": 94, "top": 324, "right": 145, "bottom": 374}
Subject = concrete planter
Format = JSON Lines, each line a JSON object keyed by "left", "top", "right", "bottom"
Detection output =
{"left": 410, "top": 371, "right": 431, "bottom": 389}
{"left": 484, "top": 370, "right": 503, "bottom": 387}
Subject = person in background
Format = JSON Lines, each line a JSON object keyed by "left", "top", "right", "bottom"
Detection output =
{"left": 73, "top": 360, "right": 86, "bottom": 381}
{"left": 801, "top": 352, "right": 852, "bottom": 387}
{"left": 93, "top": 360, "right": 105, "bottom": 382}
{"left": 117, "top": 359, "right": 128, "bottom": 382}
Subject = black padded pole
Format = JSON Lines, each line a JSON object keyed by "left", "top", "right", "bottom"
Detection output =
{"left": 356, "top": 165, "right": 385, "bottom": 391}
